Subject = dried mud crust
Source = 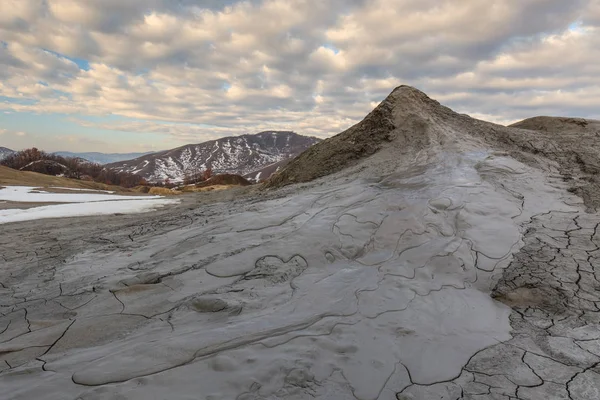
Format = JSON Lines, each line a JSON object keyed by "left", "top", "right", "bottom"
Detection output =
{"left": 0, "top": 149, "right": 556, "bottom": 398}
{"left": 266, "top": 86, "right": 600, "bottom": 211}
{"left": 399, "top": 210, "right": 600, "bottom": 400}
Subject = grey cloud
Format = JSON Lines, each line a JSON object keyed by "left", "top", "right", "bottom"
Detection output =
{"left": 0, "top": 47, "right": 26, "bottom": 69}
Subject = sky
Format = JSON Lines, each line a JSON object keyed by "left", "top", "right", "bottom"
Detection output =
{"left": 0, "top": 0, "right": 599, "bottom": 153}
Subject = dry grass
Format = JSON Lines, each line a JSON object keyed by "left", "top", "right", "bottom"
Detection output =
{"left": 115, "top": 182, "right": 243, "bottom": 196}
{"left": 132, "top": 185, "right": 151, "bottom": 194}
{"left": 195, "top": 174, "right": 251, "bottom": 187}
{"left": 148, "top": 187, "right": 182, "bottom": 195}
{"left": 0, "top": 165, "right": 131, "bottom": 192}
{"left": 180, "top": 184, "right": 237, "bottom": 193}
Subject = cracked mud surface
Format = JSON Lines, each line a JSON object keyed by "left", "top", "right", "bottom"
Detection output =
{"left": 399, "top": 210, "right": 600, "bottom": 400}
{"left": 3, "top": 142, "right": 597, "bottom": 399}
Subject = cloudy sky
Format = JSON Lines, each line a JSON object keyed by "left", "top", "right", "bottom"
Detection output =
{"left": 1, "top": 0, "right": 599, "bottom": 152}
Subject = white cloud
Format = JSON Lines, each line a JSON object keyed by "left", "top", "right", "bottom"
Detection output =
{"left": 0, "top": 0, "right": 598, "bottom": 151}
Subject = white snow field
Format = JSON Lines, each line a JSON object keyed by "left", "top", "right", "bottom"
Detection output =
{"left": 0, "top": 147, "right": 580, "bottom": 399}
{"left": 0, "top": 199, "right": 179, "bottom": 224}
{"left": 47, "top": 187, "right": 117, "bottom": 193}
{"left": 0, "top": 186, "right": 160, "bottom": 202}
{"left": 0, "top": 186, "right": 178, "bottom": 224}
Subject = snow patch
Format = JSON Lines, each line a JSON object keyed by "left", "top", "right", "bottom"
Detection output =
{"left": 50, "top": 187, "right": 116, "bottom": 194}
{"left": 0, "top": 186, "right": 179, "bottom": 224}
{"left": 0, "top": 199, "right": 179, "bottom": 224}
{"left": 0, "top": 186, "right": 162, "bottom": 203}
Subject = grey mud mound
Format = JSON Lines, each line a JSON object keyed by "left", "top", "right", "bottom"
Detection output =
{"left": 267, "top": 86, "right": 600, "bottom": 212}
{"left": 265, "top": 85, "right": 433, "bottom": 188}
{"left": 1, "top": 86, "right": 600, "bottom": 399}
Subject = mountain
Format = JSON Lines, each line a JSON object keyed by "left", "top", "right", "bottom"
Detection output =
{"left": 53, "top": 151, "right": 154, "bottom": 165}
{"left": 0, "top": 147, "right": 15, "bottom": 161}
{"left": 106, "top": 131, "right": 320, "bottom": 183}
{"left": 266, "top": 86, "right": 600, "bottom": 210}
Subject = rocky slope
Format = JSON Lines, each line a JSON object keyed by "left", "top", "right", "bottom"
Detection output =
{"left": 107, "top": 131, "right": 320, "bottom": 183}
{"left": 0, "top": 146, "right": 15, "bottom": 161}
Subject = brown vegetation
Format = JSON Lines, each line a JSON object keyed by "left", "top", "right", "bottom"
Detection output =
{"left": 195, "top": 173, "right": 251, "bottom": 187}
{"left": 1, "top": 148, "right": 146, "bottom": 188}
{"left": 182, "top": 167, "right": 213, "bottom": 185}
{"left": 148, "top": 187, "right": 182, "bottom": 195}
{"left": 0, "top": 165, "right": 130, "bottom": 192}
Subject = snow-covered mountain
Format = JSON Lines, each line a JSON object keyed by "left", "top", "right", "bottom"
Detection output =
{"left": 0, "top": 147, "right": 15, "bottom": 161}
{"left": 106, "top": 131, "right": 320, "bottom": 183}
{"left": 53, "top": 151, "right": 154, "bottom": 165}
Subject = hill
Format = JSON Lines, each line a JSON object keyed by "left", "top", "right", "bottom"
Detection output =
{"left": 20, "top": 159, "right": 70, "bottom": 175}
{"left": 53, "top": 151, "right": 155, "bottom": 165}
{"left": 0, "top": 147, "right": 15, "bottom": 161}
{"left": 106, "top": 131, "right": 320, "bottom": 183}
{"left": 0, "top": 165, "right": 128, "bottom": 192}
{"left": 1, "top": 148, "right": 147, "bottom": 188}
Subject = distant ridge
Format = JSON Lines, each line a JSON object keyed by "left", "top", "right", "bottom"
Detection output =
{"left": 106, "top": 131, "right": 320, "bottom": 183}
{"left": 53, "top": 151, "right": 155, "bottom": 165}
{"left": 0, "top": 147, "right": 15, "bottom": 161}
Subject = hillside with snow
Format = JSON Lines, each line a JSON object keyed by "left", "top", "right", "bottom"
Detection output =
{"left": 0, "top": 146, "right": 15, "bottom": 160}
{"left": 106, "top": 131, "right": 320, "bottom": 183}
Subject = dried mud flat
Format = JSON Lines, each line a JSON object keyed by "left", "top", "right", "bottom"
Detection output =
{"left": 2, "top": 87, "right": 600, "bottom": 399}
